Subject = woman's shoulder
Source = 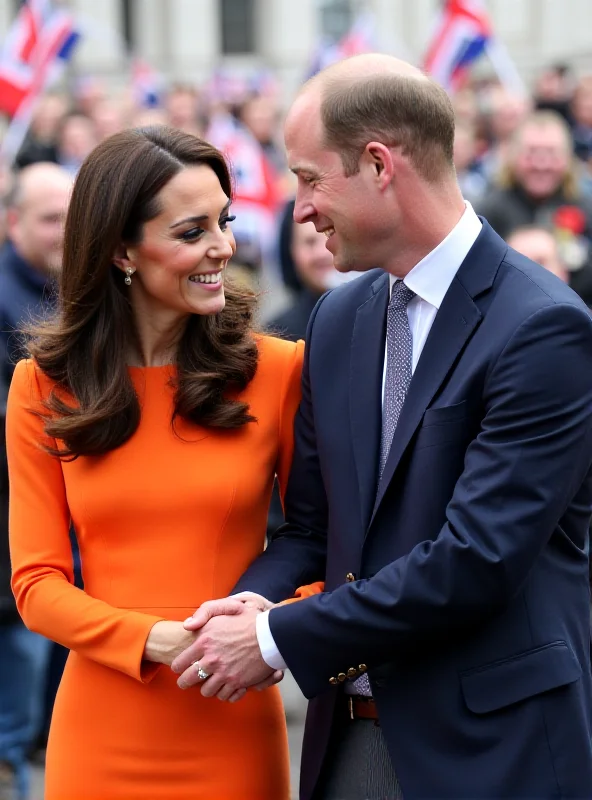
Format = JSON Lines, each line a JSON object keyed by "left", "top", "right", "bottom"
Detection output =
{"left": 254, "top": 333, "right": 304, "bottom": 366}
{"left": 250, "top": 335, "right": 304, "bottom": 396}
{"left": 10, "top": 358, "right": 56, "bottom": 404}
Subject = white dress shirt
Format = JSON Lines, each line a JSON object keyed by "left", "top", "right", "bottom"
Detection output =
{"left": 255, "top": 203, "right": 483, "bottom": 671}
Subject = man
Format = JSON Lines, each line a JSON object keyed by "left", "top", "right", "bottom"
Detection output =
{"left": 0, "top": 162, "right": 71, "bottom": 800}
{"left": 173, "top": 55, "right": 592, "bottom": 799}
{"left": 477, "top": 109, "right": 592, "bottom": 304}
{"left": 506, "top": 225, "right": 568, "bottom": 283}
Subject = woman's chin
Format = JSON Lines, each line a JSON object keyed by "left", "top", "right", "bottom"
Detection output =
{"left": 189, "top": 293, "right": 226, "bottom": 316}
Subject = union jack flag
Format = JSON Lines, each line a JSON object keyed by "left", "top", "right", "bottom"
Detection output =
{"left": 0, "top": 0, "right": 79, "bottom": 118}
{"left": 423, "top": 0, "right": 492, "bottom": 92}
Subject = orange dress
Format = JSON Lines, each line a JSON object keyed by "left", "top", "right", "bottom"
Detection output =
{"left": 7, "top": 335, "right": 303, "bottom": 800}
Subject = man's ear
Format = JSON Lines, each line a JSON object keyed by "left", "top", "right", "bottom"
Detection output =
{"left": 112, "top": 243, "right": 134, "bottom": 273}
{"left": 364, "top": 142, "right": 395, "bottom": 189}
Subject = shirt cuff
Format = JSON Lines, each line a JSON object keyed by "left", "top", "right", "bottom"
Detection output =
{"left": 256, "top": 610, "right": 288, "bottom": 670}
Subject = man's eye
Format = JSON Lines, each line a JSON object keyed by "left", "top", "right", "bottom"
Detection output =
{"left": 219, "top": 214, "right": 236, "bottom": 231}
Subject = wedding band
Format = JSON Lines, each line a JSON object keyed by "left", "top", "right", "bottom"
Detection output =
{"left": 195, "top": 663, "right": 210, "bottom": 681}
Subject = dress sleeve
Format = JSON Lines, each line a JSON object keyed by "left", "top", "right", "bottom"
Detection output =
{"left": 275, "top": 341, "right": 325, "bottom": 602}
{"left": 7, "top": 360, "right": 165, "bottom": 683}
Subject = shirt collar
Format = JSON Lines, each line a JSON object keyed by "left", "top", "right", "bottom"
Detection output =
{"left": 389, "top": 202, "right": 482, "bottom": 309}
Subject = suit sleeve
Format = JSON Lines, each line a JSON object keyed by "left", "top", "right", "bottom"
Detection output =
{"left": 7, "top": 361, "right": 165, "bottom": 682}
{"left": 233, "top": 306, "right": 329, "bottom": 602}
{"left": 268, "top": 302, "right": 592, "bottom": 698}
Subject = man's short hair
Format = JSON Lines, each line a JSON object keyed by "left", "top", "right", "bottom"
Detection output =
{"left": 319, "top": 73, "right": 456, "bottom": 182}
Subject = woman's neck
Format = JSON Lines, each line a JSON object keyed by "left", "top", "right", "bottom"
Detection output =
{"left": 128, "top": 311, "right": 188, "bottom": 367}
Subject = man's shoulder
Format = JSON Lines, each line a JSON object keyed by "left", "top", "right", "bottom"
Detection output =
{"left": 492, "top": 247, "right": 592, "bottom": 336}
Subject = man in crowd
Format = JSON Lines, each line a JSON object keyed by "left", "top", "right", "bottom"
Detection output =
{"left": 477, "top": 109, "right": 592, "bottom": 303}
{"left": 0, "top": 162, "right": 71, "bottom": 800}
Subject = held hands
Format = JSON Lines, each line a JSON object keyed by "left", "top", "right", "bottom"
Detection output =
{"left": 170, "top": 593, "right": 284, "bottom": 702}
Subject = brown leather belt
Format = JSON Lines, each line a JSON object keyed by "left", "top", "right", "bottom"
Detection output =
{"left": 345, "top": 695, "right": 380, "bottom": 723}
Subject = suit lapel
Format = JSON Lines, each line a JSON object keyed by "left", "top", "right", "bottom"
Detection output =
{"left": 370, "top": 220, "right": 507, "bottom": 525}
{"left": 350, "top": 273, "right": 389, "bottom": 530}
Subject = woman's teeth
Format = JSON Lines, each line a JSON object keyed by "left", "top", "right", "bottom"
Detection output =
{"left": 324, "top": 228, "right": 335, "bottom": 238}
{"left": 189, "top": 271, "right": 222, "bottom": 284}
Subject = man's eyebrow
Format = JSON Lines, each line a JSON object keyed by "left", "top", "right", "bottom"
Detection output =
{"left": 169, "top": 200, "right": 232, "bottom": 229}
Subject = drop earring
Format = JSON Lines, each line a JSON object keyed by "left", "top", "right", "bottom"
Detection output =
{"left": 124, "top": 268, "right": 133, "bottom": 286}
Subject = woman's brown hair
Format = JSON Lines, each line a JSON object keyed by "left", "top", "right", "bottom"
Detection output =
{"left": 28, "top": 126, "right": 258, "bottom": 458}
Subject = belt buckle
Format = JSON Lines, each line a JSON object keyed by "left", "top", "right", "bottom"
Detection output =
{"left": 348, "top": 695, "right": 354, "bottom": 720}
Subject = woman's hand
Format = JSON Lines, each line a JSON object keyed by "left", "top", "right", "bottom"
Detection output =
{"left": 143, "top": 620, "right": 197, "bottom": 666}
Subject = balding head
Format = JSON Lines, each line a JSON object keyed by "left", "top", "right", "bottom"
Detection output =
{"left": 290, "top": 53, "right": 455, "bottom": 182}
{"left": 8, "top": 162, "right": 72, "bottom": 274}
{"left": 307, "top": 53, "right": 426, "bottom": 89}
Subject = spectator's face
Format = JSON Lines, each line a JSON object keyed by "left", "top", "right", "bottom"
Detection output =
{"left": 166, "top": 90, "right": 198, "bottom": 131}
{"left": 512, "top": 124, "right": 570, "bottom": 199}
{"left": 507, "top": 228, "right": 567, "bottom": 281}
{"left": 241, "top": 97, "right": 278, "bottom": 144}
{"left": 291, "top": 221, "right": 336, "bottom": 295}
{"left": 31, "top": 95, "right": 67, "bottom": 141}
{"left": 9, "top": 175, "right": 71, "bottom": 274}
{"left": 91, "top": 102, "right": 126, "bottom": 141}
{"left": 489, "top": 90, "right": 530, "bottom": 141}
{"left": 59, "top": 116, "right": 97, "bottom": 165}
{"left": 286, "top": 93, "right": 392, "bottom": 274}
{"left": 116, "top": 166, "right": 235, "bottom": 323}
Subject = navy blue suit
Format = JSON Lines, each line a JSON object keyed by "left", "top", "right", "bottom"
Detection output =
{"left": 235, "top": 222, "right": 592, "bottom": 799}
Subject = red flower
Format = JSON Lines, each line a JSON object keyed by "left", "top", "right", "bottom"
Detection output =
{"left": 553, "top": 205, "right": 587, "bottom": 235}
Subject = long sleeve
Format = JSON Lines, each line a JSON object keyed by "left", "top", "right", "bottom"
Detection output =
{"left": 7, "top": 360, "right": 165, "bottom": 682}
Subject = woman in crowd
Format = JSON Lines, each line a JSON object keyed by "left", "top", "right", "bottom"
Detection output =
{"left": 6, "top": 126, "right": 303, "bottom": 800}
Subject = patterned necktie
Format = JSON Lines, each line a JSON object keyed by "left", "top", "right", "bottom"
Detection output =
{"left": 346, "top": 280, "right": 415, "bottom": 697}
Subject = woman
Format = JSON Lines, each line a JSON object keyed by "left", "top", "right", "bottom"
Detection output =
{"left": 6, "top": 126, "right": 303, "bottom": 800}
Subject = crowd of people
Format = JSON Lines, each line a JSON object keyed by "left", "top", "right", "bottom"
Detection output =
{"left": 1, "top": 55, "right": 592, "bottom": 800}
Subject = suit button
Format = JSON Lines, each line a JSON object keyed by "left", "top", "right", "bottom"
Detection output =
{"left": 347, "top": 668, "right": 357, "bottom": 678}
{"left": 359, "top": 664, "right": 367, "bottom": 672}
{"left": 329, "top": 677, "right": 338, "bottom": 685}
{"left": 345, "top": 573, "right": 356, "bottom": 582}
{"left": 337, "top": 673, "right": 347, "bottom": 682}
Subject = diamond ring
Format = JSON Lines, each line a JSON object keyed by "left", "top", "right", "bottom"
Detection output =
{"left": 195, "top": 663, "right": 210, "bottom": 681}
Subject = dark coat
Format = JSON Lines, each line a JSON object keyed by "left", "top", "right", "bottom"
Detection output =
{"left": 236, "top": 222, "right": 592, "bottom": 799}
{"left": 0, "top": 241, "right": 55, "bottom": 621}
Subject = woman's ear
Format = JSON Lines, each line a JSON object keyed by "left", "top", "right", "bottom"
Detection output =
{"left": 112, "top": 243, "right": 134, "bottom": 274}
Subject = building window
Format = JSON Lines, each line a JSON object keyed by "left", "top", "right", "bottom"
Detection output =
{"left": 221, "top": 0, "right": 255, "bottom": 55}
{"left": 319, "top": 0, "right": 354, "bottom": 43}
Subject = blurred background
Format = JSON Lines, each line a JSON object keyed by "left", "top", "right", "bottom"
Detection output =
{"left": 1, "top": 1, "right": 592, "bottom": 798}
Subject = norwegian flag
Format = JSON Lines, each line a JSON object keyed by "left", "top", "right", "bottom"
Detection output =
{"left": 423, "top": 0, "right": 492, "bottom": 92}
{"left": 131, "top": 57, "right": 164, "bottom": 109}
{"left": 0, "top": 0, "right": 79, "bottom": 161}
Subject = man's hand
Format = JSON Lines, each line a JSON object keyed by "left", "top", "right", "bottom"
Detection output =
{"left": 171, "top": 600, "right": 283, "bottom": 701}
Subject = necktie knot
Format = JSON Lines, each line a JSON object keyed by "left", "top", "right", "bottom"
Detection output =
{"left": 390, "top": 281, "right": 415, "bottom": 310}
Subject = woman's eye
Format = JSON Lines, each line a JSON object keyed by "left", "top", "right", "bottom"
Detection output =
{"left": 180, "top": 227, "right": 204, "bottom": 242}
{"left": 219, "top": 214, "right": 236, "bottom": 231}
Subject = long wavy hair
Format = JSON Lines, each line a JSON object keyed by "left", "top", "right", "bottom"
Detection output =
{"left": 28, "top": 126, "right": 259, "bottom": 459}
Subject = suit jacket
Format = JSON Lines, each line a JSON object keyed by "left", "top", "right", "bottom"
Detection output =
{"left": 235, "top": 222, "right": 592, "bottom": 799}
